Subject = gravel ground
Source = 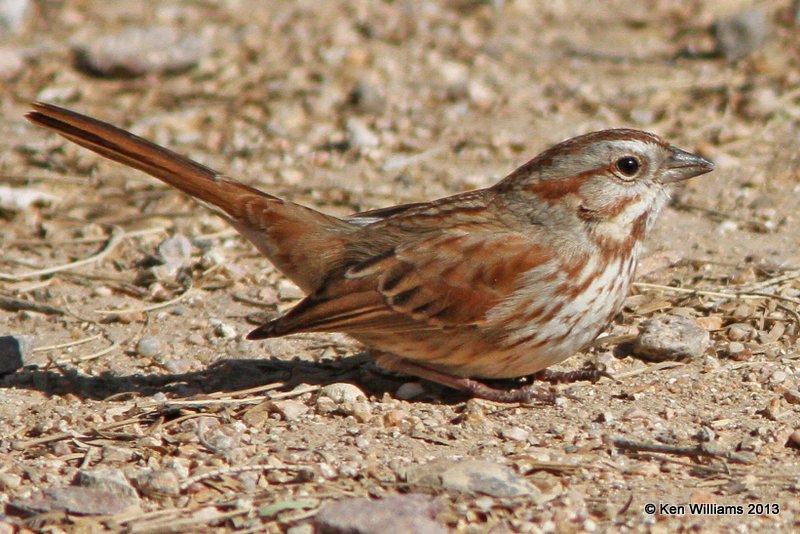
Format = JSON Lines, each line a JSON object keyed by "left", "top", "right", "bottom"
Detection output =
{"left": 1, "top": 1, "right": 800, "bottom": 532}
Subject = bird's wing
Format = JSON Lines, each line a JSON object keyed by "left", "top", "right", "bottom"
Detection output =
{"left": 248, "top": 231, "right": 552, "bottom": 338}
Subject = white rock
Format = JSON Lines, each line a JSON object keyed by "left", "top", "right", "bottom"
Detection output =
{"left": 321, "top": 383, "right": 366, "bottom": 403}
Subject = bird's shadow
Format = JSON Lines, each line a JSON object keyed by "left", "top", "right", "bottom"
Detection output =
{"left": 0, "top": 353, "right": 471, "bottom": 404}
{"left": 2, "top": 354, "right": 384, "bottom": 400}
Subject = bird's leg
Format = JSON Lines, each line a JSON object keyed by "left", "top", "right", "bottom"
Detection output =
{"left": 531, "top": 361, "right": 613, "bottom": 384}
{"left": 374, "top": 353, "right": 556, "bottom": 403}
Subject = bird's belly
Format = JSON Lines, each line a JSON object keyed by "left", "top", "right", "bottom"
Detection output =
{"left": 356, "top": 254, "right": 636, "bottom": 379}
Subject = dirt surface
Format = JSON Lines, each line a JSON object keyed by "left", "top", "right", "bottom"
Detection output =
{"left": 2, "top": 0, "right": 800, "bottom": 532}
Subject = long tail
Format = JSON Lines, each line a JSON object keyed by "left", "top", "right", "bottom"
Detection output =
{"left": 26, "top": 103, "right": 353, "bottom": 292}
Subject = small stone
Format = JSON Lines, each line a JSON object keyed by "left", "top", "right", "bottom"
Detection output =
{"left": 0, "top": 47, "right": 24, "bottom": 81}
{"left": 0, "top": 185, "right": 58, "bottom": 211}
{"left": 783, "top": 390, "right": 800, "bottom": 405}
{"left": 0, "top": 0, "right": 31, "bottom": 37}
{"left": 632, "top": 315, "right": 710, "bottom": 362}
{"left": 441, "top": 460, "right": 534, "bottom": 497}
{"left": 395, "top": 382, "right": 426, "bottom": 400}
{"left": 187, "top": 332, "right": 206, "bottom": 346}
{"left": 501, "top": 426, "right": 530, "bottom": 442}
{"left": 346, "top": 117, "right": 380, "bottom": 148}
{"left": 342, "top": 401, "right": 372, "bottom": 423}
{"left": 467, "top": 79, "right": 495, "bottom": 109}
{"left": 348, "top": 80, "right": 386, "bottom": 114}
{"left": 315, "top": 396, "right": 338, "bottom": 415}
{"left": 726, "top": 342, "right": 746, "bottom": 356}
{"left": 321, "top": 383, "right": 366, "bottom": 404}
{"left": 383, "top": 408, "right": 410, "bottom": 427}
{"left": 92, "top": 286, "right": 113, "bottom": 297}
{"left": 75, "top": 26, "right": 211, "bottom": 77}
{"left": 409, "top": 459, "right": 535, "bottom": 498}
{"left": 76, "top": 469, "right": 139, "bottom": 499}
{"left": 621, "top": 407, "right": 653, "bottom": 421}
{"left": 11, "top": 487, "right": 140, "bottom": 515}
{"left": 136, "top": 336, "right": 161, "bottom": 358}
{"left": 696, "top": 315, "right": 723, "bottom": 330}
{"left": 0, "top": 472, "right": 21, "bottom": 490}
{"left": 317, "top": 463, "right": 337, "bottom": 479}
{"left": 115, "top": 311, "right": 144, "bottom": 324}
{"left": 768, "top": 370, "right": 787, "bottom": 387}
{"left": 210, "top": 319, "right": 237, "bottom": 338}
{"left": 714, "top": 8, "right": 769, "bottom": 61}
{"left": 786, "top": 431, "right": 800, "bottom": 450}
{"left": 136, "top": 469, "right": 181, "bottom": 497}
{"left": 0, "top": 335, "right": 33, "bottom": 374}
{"left": 315, "top": 494, "right": 445, "bottom": 534}
{"left": 157, "top": 233, "right": 193, "bottom": 267}
{"left": 270, "top": 400, "right": 309, "bottom": 422}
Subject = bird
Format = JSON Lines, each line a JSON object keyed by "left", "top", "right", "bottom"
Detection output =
{"left": 26, "top": 103, "right": 713, "bottom": 402}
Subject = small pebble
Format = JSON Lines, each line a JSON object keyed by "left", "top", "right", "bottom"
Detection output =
{"left": 0, "top": 0, "right": 31, "bottom": 37}
{"left": 383, "top": 408, "right": 410, "bottom": 427}
{"left": 714, "top": 8, "right": 769, "bottom": 61}
{"left": 10, "top": 487, "right": 140, "bottom": 515}
{"left": 136, "top": 336, "right": 161, "bottom": 358}
{"left": 270, "top": 399, "right": 309, "bottom": 422}
{"left": 0, "top": 472, "right": 21, "bottom": 490}
{"left": 0, "top": 185, "right": 58, "bottom": 211}
{"left": 439, "top": 460, "right": 535, "bottom": 497}
{"left": 321, "top": 383, "right": 366, "bottom": 403}
{"left": 726, "top": 342, "right": 746, "bottom": 355}
{"left": 187, "top": 332, "right": 206, "bottom": 346}
{"left": 0, "top": 334, "right": 33, "bottom": 374}
{"left": 116, "top": 311, "right": 145, "bottom": 324}
{"left": 315, "top": 396, "right": 338, "bottom": 415}
{"left": 395, "top": 382, "right": 426, "bottom": 400}
{"left": 0, "top": 46, "right": 24, "bottom": 81}
{"left": 157, "top": 233, "right": 193, "bottom": 267}
{"left": 346, "top": 117, "right": 380, "bottom": 148}
{"left": 136, "top": 469, "right": 181, "bottom": 497}
{"left": 75, "top": 26, "right": 210, "bottom": 77}
{"left": 349, "top": 79, "right": 386, "bottom": 114}
{"left": 210, "top": 319, "right": 237, "bottom": 338}
{"left": 315, "top": 494, "right": 445, "bottom": 534}
{"left": 632, "top": 315, "right": 710, "bottom": 362}
{"left": 501, "top": 426, "right": 530, "bottom": 442}
{"left": 783, "top": 390, "right": 800, "bottom": 405}
{"left": 786, "top": 431, "right": 800, "bottom": 450}
{"left": 76, "top": 469, "right": 139, "bottom": 499}
{"left": 92, "top": 286, "right": 113, "bottom": 297}
{"left": 342, "top": 401, "right": 372, "bottom": 423}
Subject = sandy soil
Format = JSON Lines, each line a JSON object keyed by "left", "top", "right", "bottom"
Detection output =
{"left": 1, "top": 0, "right": 799, "bottom": 532}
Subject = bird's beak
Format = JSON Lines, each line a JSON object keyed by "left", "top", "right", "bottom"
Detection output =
{"left": 659, "top": 146, "right": 714, "bottom": 183}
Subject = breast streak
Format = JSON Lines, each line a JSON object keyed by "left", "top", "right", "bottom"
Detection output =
{"left": 468, "top": 249, "right": 637, "bottom": 378}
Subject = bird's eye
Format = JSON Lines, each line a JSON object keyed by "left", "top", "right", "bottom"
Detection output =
{"left": 615, "top": 156, "right": 640, "bottom": 178}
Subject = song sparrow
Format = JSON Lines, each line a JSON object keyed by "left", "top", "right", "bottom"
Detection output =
{"left": 27, "top": 103, "right": 713, "bottom": 402}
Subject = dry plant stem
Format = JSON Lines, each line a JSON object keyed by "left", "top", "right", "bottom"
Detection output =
{"left": 613, "top": 361, "right": 685, "bottom": 379}
{"left": 0, "top": 295, "right": 67, "bottom": 315}
{"left": 32, "top": 334, "right": 103, "bottom": 352}
{"left": 94, "top": 284, "right": 194, "bottom": 316}
{"left": 0, "top": 226, "right": 165, "bottom": 281}
{"left": 634, "top": 281, "right": 800, "bottom": 306}
{"left": 611, "top": 437, "right": 753, "bottom": 464}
